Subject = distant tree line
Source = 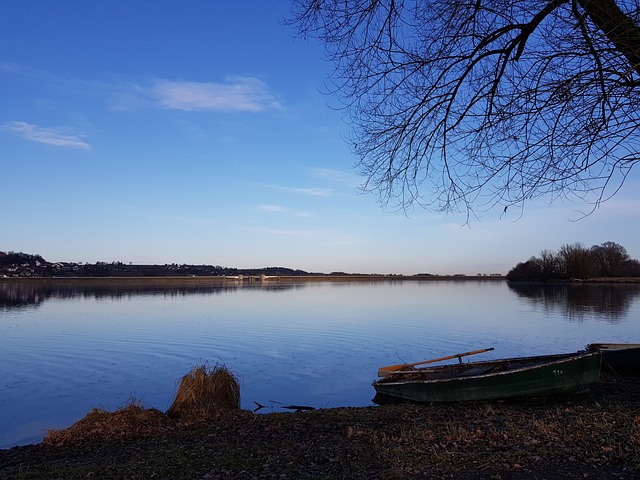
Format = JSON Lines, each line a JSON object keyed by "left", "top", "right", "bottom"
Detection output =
{"left": 507, "top": 242, "right": 640, "bottom": 281}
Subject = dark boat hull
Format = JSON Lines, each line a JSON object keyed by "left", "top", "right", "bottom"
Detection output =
{"left": 587, "top": 343, "right": 640, "bottom": 376}
{"left": 373, "top": 351, "right": 601, "bottom": 403}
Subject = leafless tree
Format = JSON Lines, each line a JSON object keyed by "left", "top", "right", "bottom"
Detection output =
{"left": 539, "top": 248, "right": 562, "bottom": 276}
{"left": 559, "top": 242, "right": 595, "bottom": 277}
{"left": 590, "top": 240, "right": 630, "bottom": 275}
{"left": 288, "top": 0, "right": 640, "bottom": 218}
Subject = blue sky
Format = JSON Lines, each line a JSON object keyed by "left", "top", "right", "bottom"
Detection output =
{"left": 2, "top": 1, "right": 639, "bottom": 275}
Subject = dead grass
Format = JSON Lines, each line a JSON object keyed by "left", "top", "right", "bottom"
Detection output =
{"left": 42, "top": 399, "right": 171, "bottom": 447}
{"left": 166, "top": 364, "right": 240, "bottom": 419}
{"left": 41, "top": 364, "right": 241, "bottom": 447}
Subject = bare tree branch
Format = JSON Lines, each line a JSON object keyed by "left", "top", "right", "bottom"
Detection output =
{"left": 287, "top": 0, "right": 640, "bottom": 216}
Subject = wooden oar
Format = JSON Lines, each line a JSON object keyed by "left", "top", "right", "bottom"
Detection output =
{"left": 377, "top": 347, "right": 494, "bottom": 377}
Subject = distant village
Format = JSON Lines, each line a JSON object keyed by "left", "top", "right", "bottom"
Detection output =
{"left": 0, "top": 251, "right": 317, "bottom": 278}
{"left": 0, "top": 251, "right": 503, "bottom": 279}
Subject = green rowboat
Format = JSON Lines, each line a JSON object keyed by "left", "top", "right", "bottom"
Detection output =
{"left": 372, "top": 350, "right": 601, "bottom": 403}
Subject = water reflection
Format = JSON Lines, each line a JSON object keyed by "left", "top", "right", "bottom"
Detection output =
{"left": 0, "top": 279, "right": 304, "bottom": 312}
{"left": 508, "top": 282, "right": 640, "bottom": 323}
{"left": 2, "top": 279, "right": 638, "bottom": 449}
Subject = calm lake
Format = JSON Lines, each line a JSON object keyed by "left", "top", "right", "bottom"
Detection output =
{"left": 1, "top": 278, "right": 639, "bottom": 449}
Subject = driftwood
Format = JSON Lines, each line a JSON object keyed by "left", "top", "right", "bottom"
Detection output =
{"left": 253, "top": 401, "right": 316, "bottom": 412}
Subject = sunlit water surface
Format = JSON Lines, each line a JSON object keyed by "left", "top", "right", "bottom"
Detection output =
{"left": 1, "top": 279, "right": 639, "bottom": 448}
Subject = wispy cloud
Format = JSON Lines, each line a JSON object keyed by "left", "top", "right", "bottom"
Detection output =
{"left": 255, "top": 228, "right": 322, "bottom": 239}
{"left": 151, "top": 76, "right": 282, "bottom": 112}
{"left": 310, "top": 167, "right": 360, "bottom": 187}
{"left": 256, "top": 204, "right": 315, "bottom": 218}
{"left": 2, "top": 121, "right": 91, "bottom": 150}
{"left": 3, "top": 63, "right": 281, "bottom": 115}
{"left": 0, "top": 62, "right": 26, "bottom": 75}
{"left": 257, "top": 204, "right": 289, "bottom": 213}
{"left": 260, "top": 184, "right": 333, "bottom": 196}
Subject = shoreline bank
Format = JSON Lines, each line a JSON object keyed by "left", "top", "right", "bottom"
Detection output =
{"left": 1, "top": 373, "right": 638, "bottom": 479}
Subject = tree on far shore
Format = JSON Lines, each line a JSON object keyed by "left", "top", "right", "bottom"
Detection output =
{"left": 507, "top": 241, "right": 640, "bottom": 280}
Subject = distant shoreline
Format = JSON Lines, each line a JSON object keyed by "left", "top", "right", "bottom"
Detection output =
{"left": 0, "top": 275, "right": 506, "bottom": 284}
{"left": 4, "top": 276, "right": 640, "bottom": 284}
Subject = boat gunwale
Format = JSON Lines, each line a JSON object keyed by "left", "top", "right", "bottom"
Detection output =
{"left": 587, "top": 343, "right": 640, "bottom": 350}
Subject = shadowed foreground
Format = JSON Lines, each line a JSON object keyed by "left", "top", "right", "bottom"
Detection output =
{"left": 1, "top": 374, "right": 638, "bottom": 479}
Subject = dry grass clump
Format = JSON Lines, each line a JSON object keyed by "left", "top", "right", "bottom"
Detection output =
{"left": 166, "top": 364, "right": 240, "bottom": 419}
{"left": 40, "top": 364, "right": 241, "bottom": 447}
{"left": 43, "top": 399, "right": 171, "bottom": 447}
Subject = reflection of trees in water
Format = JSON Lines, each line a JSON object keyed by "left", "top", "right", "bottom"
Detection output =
{"left": 508, "top": 283, "right": 640, "bottom": 323}
{"left": 0, "top": 281, "right": 305, "bottom": 311}
{"left": 0, "top": 281, "right": 48, "bottom": 312}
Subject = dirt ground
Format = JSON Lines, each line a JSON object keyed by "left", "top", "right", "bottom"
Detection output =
{"left": 1, "top": 373, "right": 639, "bottom": 480}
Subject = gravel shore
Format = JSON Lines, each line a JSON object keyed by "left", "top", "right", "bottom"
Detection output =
{"left": 1, "top": 374, "right": 638, "bottom": 479}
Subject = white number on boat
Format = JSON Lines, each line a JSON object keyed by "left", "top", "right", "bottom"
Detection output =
{"left": 552, "top": 369, "right": 564, "bottom": 375}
